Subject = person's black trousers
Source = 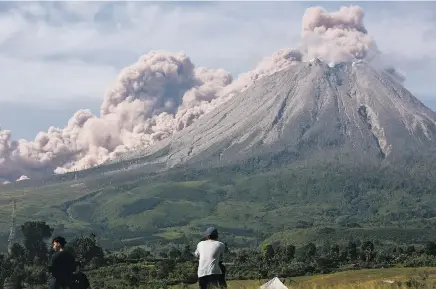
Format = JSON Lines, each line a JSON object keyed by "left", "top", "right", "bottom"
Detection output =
{"left": 198, "top": 274, "right": 222, "bottom": 289}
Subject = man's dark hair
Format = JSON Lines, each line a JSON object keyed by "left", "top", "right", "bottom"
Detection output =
{"left": 52, "top": 236, "right": 67, "bottom": 248}
{"left": 204, "top": 227, "right": 219, "bottom": 240}
{"left": 209, "top": 232, "right": 218, "bottom": 240}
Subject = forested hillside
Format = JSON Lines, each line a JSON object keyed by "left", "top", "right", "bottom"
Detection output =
{"left": 2, "top": 154, "right": 436, "bottom": 251}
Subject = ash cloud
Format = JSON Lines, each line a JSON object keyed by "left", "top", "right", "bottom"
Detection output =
{"left": 301, "top": 5, "right": 377, "bottom": 63}
{"left": 0, "top": 5, "right": 405, "bottom": 180}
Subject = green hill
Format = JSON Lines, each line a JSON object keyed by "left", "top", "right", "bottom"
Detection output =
{"left": 1, "top": 158, "right": 436, "bottom": 251}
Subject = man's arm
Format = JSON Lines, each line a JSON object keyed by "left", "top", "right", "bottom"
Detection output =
{"left": 220, "top": 243, "right": 225, "bottom": 261}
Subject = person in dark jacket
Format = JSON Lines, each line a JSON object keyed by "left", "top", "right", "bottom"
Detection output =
{"left": 72, "top": 262, "right": 91, "bottom": 289}
{"left": 48, "top": 236, "right": 75, "bottom": 289}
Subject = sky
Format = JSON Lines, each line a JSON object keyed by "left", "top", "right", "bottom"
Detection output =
{"left": 0, "top": 1, "right": 435, "bottom": 140}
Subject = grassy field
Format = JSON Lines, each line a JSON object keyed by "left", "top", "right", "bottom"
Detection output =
{"left": 173, "top": 267, "right": 436, "bottom": 288}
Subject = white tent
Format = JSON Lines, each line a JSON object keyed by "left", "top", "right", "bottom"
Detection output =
{"left": 259, "top": 277, "right": 289, "bottom": 289}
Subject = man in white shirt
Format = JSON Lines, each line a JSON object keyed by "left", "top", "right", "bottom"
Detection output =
{"left": 194, "top": 227, "right": 226, "bottom": 289}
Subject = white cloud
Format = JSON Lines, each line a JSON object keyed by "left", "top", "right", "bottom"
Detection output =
{"left": 0, "top": 2, "right": 303, "bottom": 106}
{"left": 0, "top": 55, "right": 117, "bottom": 104}
{"left": 367, "top": 10, "right": 436, "bottom": 60}
{"left": 0, "top": 2, "right": 434, "bottom": 107}
{"left": 362, "top": 4, "right": 436, "bottom": 96}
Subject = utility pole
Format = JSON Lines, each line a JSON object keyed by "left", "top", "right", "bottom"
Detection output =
{"left": 7, "top": 198, "right": 16, "bottom": 255}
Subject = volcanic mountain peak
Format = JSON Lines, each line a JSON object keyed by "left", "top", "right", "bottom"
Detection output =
{"left": 2, "top": 4, "right": 432, "bottom": 181}
{"left": 119, "top": 59, "right": 436, "bottom": 169}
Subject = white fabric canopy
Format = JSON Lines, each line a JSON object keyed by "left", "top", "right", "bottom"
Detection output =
{"left": 259, "top": 277, "right": 289, "bottom": 289}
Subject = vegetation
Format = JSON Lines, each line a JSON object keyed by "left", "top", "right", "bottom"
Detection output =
{"left": 5, "top": 219, "right": 436, "bottom": 288}
{"left": 2, "top": 158, "right": 436, "bottom": 251}
{"left": 2, "top": 156, "right": 436, "bottom": 287}
{"left": 0, "top": 221, "right": 103, "bottom": 289}
{"left": 175, "top": 268, "right": 436, "bottom": 288}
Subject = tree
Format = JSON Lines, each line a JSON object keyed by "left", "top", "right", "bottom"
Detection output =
{"left": 303, "top": 243, "right": 317, "bottom": 261}
{"left": 168, "top": 262, "right": 197, "bottom": 283}
{"left": 315, "top": 256, "right": 335, "bottom": 274}
{"left": 406, "top": 245, "right": 416, "bottom": 255}
{"left": 20, "top": 221, "right": 53, "bottom": 263}
{"left": 153, "top": 260, "right": 175, "bottom": 279}
{"left": 3, "top": 276, "right": 23, "bottom": 289}
{"left": 128, "top": 247, "right": 150, "bottom": 260}
{"left": 3, "top": 263, "right": 25, "bottom": 289}
{"left": 375, "top": 249, "right": 393, "bottom": 265}
{"left": 223, "top": 242, "right": 230, "bottom": 254}
{"left": 124, "top": 274, "right": 139, "bottom": 287}
{"left": 23, "top": 265, "right": 48, "bottom": 287}
{"left": 168, "top": 247, "right": 182, "bottom": 260}
{"left": 181, "top": 245, "right": 193, "bottom": 261}
{"left": 425, "top": 241, "right": 436, "bottom": 256}
{"left": 283, "top": 245, "right": 296, "bottom": 262}
{"left": 262, "top": 244, "right": 274, "bottom": 261}
{"left": 69, "top": 233, "right": 104, "bottom": 268}
{"left": 360, "top": 241, "right": 375, "bottom": 264}
{"left": 394, "top": 247, "right": 404, "bottom": 255}
{"left": 347, "top": 241, "right": 358, "bottom": 262}
{"left": 8, "top": 244, "right": 25, "bottom": 263}
{"left": 330, "top": 244, "right": 340, "bottom": 259}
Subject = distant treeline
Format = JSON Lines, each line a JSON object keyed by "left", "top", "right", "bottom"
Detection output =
{"left": 3, "top": 219, "right": 436, "bottom": 289}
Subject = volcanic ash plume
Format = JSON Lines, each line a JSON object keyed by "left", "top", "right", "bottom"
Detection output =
{"left": 301, "top": 5, "right": 376, "bottom": 63}
{"left": 0, "top": 51, "right": 236, "bottom": 177}
{"left": 0, "top": 5, "right": 402, "bottom": 179}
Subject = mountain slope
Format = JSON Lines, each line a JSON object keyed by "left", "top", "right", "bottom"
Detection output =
{"left": 3, "top": 158, "right": 436, "bottom": 251}
{"left": 126, "top": 60, "right": 436, "bottom": 169}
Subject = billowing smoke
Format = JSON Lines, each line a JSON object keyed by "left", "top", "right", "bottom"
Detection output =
{"left": 301, "top": 5, "right": 377, "bottom": 63}
{"left": 0, "top": 51, "right": 235, "bottom": 177}
{"left": 384, "top": 66, "right": 407, "bottom": 83}
{"left": 0, "top": 5, "right": 404, "bottom": 180}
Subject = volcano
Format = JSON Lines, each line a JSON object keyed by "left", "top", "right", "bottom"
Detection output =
{"left": 3, "top": 5, "right": 434, "bottom": 181}
{"left": 122, "top": 59, "right": 436, "bottom": 170}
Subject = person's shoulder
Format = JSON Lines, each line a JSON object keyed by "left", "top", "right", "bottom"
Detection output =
{"left": 62, "top": 250, "right": 74, "bottom": 256}
{"left": 214, "top": 241, "right": 225, "bottom": 247}
{"left": 62, "top": 250, "right": 75, "bottom": 260}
